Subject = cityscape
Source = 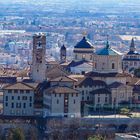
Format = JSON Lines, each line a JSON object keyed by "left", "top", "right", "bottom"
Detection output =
{"left": 0, "top": 0, "right": 140, "bottom": 140}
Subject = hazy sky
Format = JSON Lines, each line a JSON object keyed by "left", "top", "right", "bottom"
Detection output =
{"left": 1, "top": 0, "right": 140, "bottom": 4}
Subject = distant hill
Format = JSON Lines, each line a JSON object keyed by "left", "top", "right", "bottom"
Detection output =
{"left": 0, "top": 0, "right": 140, "bottom": 14}
{"left": 1, "top": 0, "right": 140, "bottom": 5}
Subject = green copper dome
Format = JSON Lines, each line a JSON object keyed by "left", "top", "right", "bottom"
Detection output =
{"left": 97, "top": 41, "right": 121, "bottom": 56}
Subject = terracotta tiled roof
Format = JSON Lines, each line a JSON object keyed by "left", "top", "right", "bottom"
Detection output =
{"left": 46, "top": 86, "right": 79, "bottom": 94}
{"left": 86, "top": 72, "right": 132, "bottom": 78}
{"left": 108, "top": 82, "right": 125, "bottom": 88}
{"left": 127, "top": 77, "right": 140, "bottom": 86}
{"left": 90, "top": 88, "right": 111, "bottom": 95}
{"left": 3, "top": 82, "right": 38, "bottom": 90}
{"left": 50, "top": 75, "right": 77, "bottom": 82}
{"left": 0, "top": 76, "right": 16, "bottom": 83}
{"left": 77, "top": 77, "right": 107, "bottom": 87}
{"left": 46, "top": 66, "right": 70, "bottom": 80}
{"left": 67, "top": 60, "right": 93, "bottom": 68}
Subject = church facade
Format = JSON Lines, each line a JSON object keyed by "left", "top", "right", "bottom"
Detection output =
{"left": 123, "top": 38, "right": 140, "bottom": 73}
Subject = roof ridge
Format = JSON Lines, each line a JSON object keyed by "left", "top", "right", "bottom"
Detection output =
{"left": 3, "top": 82, "right": 35, "bottom": 90}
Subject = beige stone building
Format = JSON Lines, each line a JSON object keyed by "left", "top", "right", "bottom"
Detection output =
{"left": 3, "top": 82, "right": 38, "bottom": 116}
{"left": 44, "top": 76, "right": 81, "bottom": 117}
{"left": 109, "top": 82, "right": 133, "bottom": 107}
{"left": 73, "top": 38, "right": 134, "bottom": 112}
{"left": 94, "top": 41, "right": 122, "bottom": 73}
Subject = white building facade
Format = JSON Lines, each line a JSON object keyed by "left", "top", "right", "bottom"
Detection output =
{"left": 3, "top": 82, "right": 36, "bottom": 116}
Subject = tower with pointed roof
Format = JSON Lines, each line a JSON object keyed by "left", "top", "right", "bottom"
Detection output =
{"left": 73, "top": 36, "right": 95, "bottom": 62}
{"left": 60, "top": 44, "right": 66, "bottom": 63}
{"left": 123, "top": 38, "right": 140, "bottom": 73}
{"left": 130, "top": 38, "right": 136, "bottom": 52}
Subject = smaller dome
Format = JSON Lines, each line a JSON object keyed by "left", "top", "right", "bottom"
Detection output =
{"left": 74, "top": 36, "right": 94, "bottom": 49}
{"left": 97, "top": 41, "right": 121, "bottom": 56}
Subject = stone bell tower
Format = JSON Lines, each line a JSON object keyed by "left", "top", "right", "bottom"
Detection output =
{"left": 31, "top": 33, "right": 46, "bottom": 82}
{"left": 60, "top": 44, "right": 66, "bottom": 63}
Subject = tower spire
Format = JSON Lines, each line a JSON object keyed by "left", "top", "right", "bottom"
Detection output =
{"left": 130, "top": 38, "right": 135, "bottom": 52}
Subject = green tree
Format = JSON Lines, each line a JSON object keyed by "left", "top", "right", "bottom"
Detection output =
{"left": 120, "top": 108, "right": 130, "bottom": 115}
{"left": 28, "top": 127, "right": 38, "bottom": 140}
{"left": 11, "top": 128, "right": 25, "bottom": 140}
{"left": 88, "top": 135, "right": 105, "bottom": 140}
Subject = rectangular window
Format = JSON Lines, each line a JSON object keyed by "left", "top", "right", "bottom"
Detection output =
{"left": 26, "top": 90, "right": 30, "bottom": 93}
{"left": 18, "top": 96, "right": 20, "bottom": 100}
{"left": 134, "top": 62, "right": 137, "bottom": 66}
{"left": 59, "top": 94, "right": 61, "bottom": 97}
{"left": 82, "top": 90, "right": 84, "bottom": 95}
{"left": 20, "top": 90, "right": 24, "bottom": 93}
{"left": 8, "top": 90, "right": 12, "bottom": 93}
{"left": 76, "top": 93, "right": 78, "bottom": 97}
{"left": 14, "top": 90, "right": 18, "bottom": 93}
{"left": 11, "top": 103, "right": 14, "bottom": 108}
{"left": 29, "top": 103, "right": 32, "bottom": 107}
{"left": 74, "top": 99, "right": 75, "bottom": 104}
{"left": 30, "top": 96, "right": 32, "bottom": 102}
{"left": 23, "top": 103, "right": 26, "bottom": 108}
{"left": 12, "top": 96, "right": 14, "bottom": 100}
{"left": 98, "top": 97, "right": 100, "bottom": 103}
{"left": 105, "top": 97, "right": 108, "bottom": 103}
{"left": 112, "top": 63, "right": 115, "bottom": 69}
{"left": 5, "top": 96, "right": 8, "bottom": 101}
{"left": 22, "top": 96, "right": 27, "bottom": 100}
{"left": 57, "top": 99, "right": 59, "bottom": 104}
{"left": 5, "top": 102, "right": 8, "bottom": 107}
{"left": 72, "top": 93, "right": 73, "bottom": 97}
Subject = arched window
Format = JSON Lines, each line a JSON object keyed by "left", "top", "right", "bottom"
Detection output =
{"left": 112, "top": 63, "right": 115, "bottom": 69}
{"left": 82, "top": 55, "right": 85, "bottom": 60}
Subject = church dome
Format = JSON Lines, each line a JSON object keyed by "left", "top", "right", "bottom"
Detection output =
{"left": 97, "top": 41, "right": 121, "bottom": 56}
{"left": 74, "top": 36, "right": 94, "bottom": 49}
